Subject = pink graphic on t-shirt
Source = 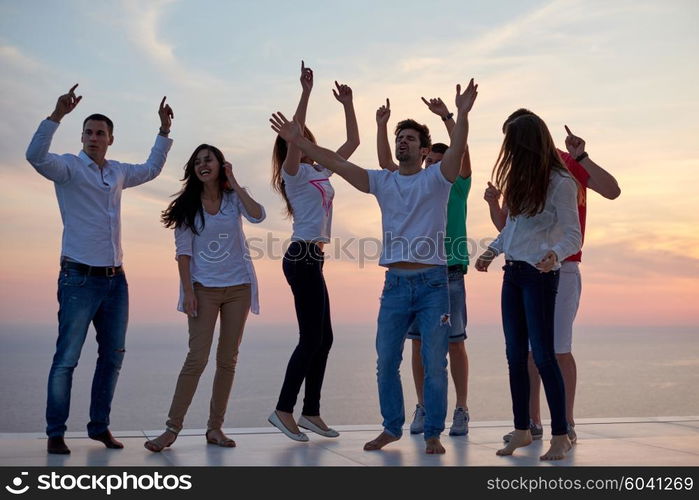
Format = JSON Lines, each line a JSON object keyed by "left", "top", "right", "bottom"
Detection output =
{"left": 309, "top": 178, "right": 333, "bottom": 216}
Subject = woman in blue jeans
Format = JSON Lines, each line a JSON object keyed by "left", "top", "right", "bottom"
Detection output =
{"left": 268, "top": 61, "right": 359, "bottom": 441}
{"left": 475, "top": 113, "right": 582, "bottom": 461}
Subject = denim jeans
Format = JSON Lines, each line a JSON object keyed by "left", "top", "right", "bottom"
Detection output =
{"left": 376, "top": 266, "right": 450, "bottom": 439}
{"left": 501, "top": 261, "right": 567, "bottom": 436}
{"left": 46, "top": 267, "right": 128, "bottom": 437}
{"left": 276, "top": 242, "right": 333, "bottom": 416}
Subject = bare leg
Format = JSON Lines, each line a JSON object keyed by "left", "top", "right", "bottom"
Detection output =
{"left": 411, "top": 340, "right": 424, "bottom": 405}
{"left": 275, "top": 410, "right": 303, "bottom": 435}
{"left": 448, "top": 342, "right": 468, "bottom": 409}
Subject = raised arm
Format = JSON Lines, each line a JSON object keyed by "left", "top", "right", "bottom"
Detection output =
{"left": 26, "top": 84, "right": 83, "bottom": 184}
{"left": 376, "top": 98, "right": 398, "bottom": 171}
{"left": 333, "top": 81, "right": 360, "bottom": 160}
{"left": 122, "top": 96, "right": 174, "bottom": 188}
{"left": 224, "top": 162, "right": 265, "bottom": 221}
{"left": 564, "top": 125, "right": 621, "bottom": 200}
{"left": 421, "top": 96, "right": 455, "bottom": 137}
{"left": 271, "top": 112, "right": 370, "bottom": 193}
{"left": 484, "top": 181, "right": 508, "bottom": 230}
{"left": 282, "top": 61, "right": 313, "bottom": 177}
{"left": 440, "top": 78, "right": 478, "bottom": 183}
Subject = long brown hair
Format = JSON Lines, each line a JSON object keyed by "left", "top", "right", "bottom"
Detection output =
{"left": 271, "top": 127, "right": 316, "bottom": 218}
{"left": 162, "top": 144, "right": 228, "bottom": 234}
{"left": 493, "top": 114, "right": 580, "bottom": 218}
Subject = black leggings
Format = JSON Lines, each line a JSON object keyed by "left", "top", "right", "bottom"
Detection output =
{"left": 276, "top": 241, "right": 333, "bottom": 415}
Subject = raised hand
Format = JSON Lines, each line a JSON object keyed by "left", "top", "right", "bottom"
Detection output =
{"left": 332, "top": 81, "right": 353, "bottom": 105}
{"left": 421, "top": 96, "right": 450, "bottom": 119}
{"left": 159, "top": 96, "right": 174, "bottom": 132}
{"left": 223, "top": 161, "right": 237, "bottom": 188}
{"left": 50, "top": 84, "right": 82, "bottom": 122}
{"left": 564, "top": 125, "right": 585, "bottom": 158}
{"left": 376, "top": 98, "right": 391, "bottom": 126}
{"left": 454, "top": 78, "right": 478, "bottom": 114}
{"left": 270, "top": 112, "right": 303, "bottom": 144}
{"left": 535, "top": 250, "right": 558, "bottom": 273}
{"left": 484, "top": 181, "right": 501, "bottom": 205}
{"left": 300, "top": 60, "right": 313, "bottom": 92}
{"left": 475, "top": 248, "right": 497, "bottom": 272}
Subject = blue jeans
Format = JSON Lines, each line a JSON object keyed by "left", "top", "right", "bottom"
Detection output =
{"left": 46, "top": 267, "right": 129, "bottom": 437}
{"left": 501, "top": 261, "right": 567, "bottom": 436}
{"left": 376, "top": 266, "right": 450, "bottom": 439}
{"left": 407, "top": 267, "right": 467, "bottom": 341}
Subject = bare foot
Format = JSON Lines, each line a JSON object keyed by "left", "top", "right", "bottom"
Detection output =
{"left": 496, "top": 429, "right": 532, "bottom": 456}
{"left": 363, "top": 431, "right": 400, "bottom": 451}
{"left": 425, "top": 437, "right": 445, "bottom": 454}
{"left": 144, "top": 430, "right": 177, "bottom": 453}
{"left": 540, "top": 434, "right": 572, "bottom": 461}
{"left": 275, "top": 410, "right": 302, "bottom": 435}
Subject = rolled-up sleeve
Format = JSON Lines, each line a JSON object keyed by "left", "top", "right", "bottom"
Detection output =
{"left": 122, "top": 134, "right": 173, "bottom": 188}
{"left": 26, "top": 120, "right": 71, "bottom": 184}
{"left": 174, "top": 225, "right": 194, "bottom": 258}
{"left": 551, "top": 176, "right": 582, "bottom": 261}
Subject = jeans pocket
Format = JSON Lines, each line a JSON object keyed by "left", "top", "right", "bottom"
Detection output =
{"left": 59, "top": 269, "right": 87, "bottom": 287}
{"left": 427, "top": 279, "right": 447, "bottom": 289}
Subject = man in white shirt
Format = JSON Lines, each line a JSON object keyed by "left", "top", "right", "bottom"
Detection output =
{"left": 26, "top": 84, "right": 174, "bottom": 454}
{"left": 270, "top": 78, "right": 478, "bottom": 454}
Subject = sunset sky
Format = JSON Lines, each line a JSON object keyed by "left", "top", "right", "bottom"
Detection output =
{"left": 1, "top": 0, "right": 697, "bottom": 329}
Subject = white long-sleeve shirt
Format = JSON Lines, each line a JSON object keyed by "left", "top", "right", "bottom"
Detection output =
{"left": 26, "top": 119, "right": 173, "bottom": 266}
{"left": 490, "top": 171, "right": 582, "bottom": 269}
{"left": 174, "top": 190, "right": 265, "bottom": 315}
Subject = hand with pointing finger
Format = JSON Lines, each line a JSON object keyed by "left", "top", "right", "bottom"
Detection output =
{"left": 484, "top": 181, "right": 501, "bottom": 205}
{"left": 158, "top": 97, "right": 174, "bottom": 133}
{"left": 564, "top": 125, "right": 585, "bottom": 158}
{"left": 332, "top": 81, "right": 353, "bottom": 105}
{"left": 300, "top": 60, "right": 313, "bottom": 93}
{"left": 376, "top": 98, "right": 391, "bottom": 126}
{"left": 50, "top": 84, "right": 82, "bottom": 123}
{"left": 421, "top": 96, "right": 450, "bottom": 119}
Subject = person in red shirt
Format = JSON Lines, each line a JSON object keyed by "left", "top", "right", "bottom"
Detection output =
{"left": 485, "top": 108, "right": 621, "bottom": 444}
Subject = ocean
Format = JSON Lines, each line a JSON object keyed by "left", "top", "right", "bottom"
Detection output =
{"left": 0, "top": 323, "right": 697, "bottom": 433}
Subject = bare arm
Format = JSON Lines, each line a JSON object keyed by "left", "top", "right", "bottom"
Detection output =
{"left": 282, "top": 61, "right": 313, "bottom": 177}
{"left": 376, "top": 98, "right": 398, "bottom": 171}
{"left": 483, "top": 181, "right": 508, "bottom": 231}
{"left": 333, "top": 81, "right": 360, "bottom": 160}
{"left": 224, "top": 162, "right": 264, "bottom": 221}
{"left": 564, "top": 125, "right": 621, "bottom": 199}
{"left": 271, "top": 112, "right": 370, "bottom": 193}
{"left": 440, "top": 78, "right": 478, "bottom": 183}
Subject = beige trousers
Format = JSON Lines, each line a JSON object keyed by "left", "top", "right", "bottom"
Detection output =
{"left": 166, "top": 283, "right": 251, "bottom": 433}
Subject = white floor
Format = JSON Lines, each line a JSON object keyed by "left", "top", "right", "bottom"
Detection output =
{"left": 2, "top": 417, "right": 698, "bottom": 467}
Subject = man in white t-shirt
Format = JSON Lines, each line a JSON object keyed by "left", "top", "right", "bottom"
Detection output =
{"left": 270, "top": 78, "right": 478, "bottom": 454}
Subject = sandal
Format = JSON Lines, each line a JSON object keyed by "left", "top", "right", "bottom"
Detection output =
{"left": 206, "top": 429, "right": 236, "bottom": 448}
{"left": 144, "top": 430, "right": 177, "bottom": 453}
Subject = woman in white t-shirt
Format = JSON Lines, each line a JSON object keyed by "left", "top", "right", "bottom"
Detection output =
{"left": 475, "top": 114, "right": 582, "bottom": 461}
{"left": 267, "top": 62, "right": 359, "bottom": 441}
{"left": 145, "top": 144, "right": 265, "bottom": 452}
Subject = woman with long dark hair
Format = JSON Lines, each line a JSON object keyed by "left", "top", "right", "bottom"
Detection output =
{"left": 267, "top": 61, "right": 359, "bottom": 441}
{"left": 144, "top": 144, "right": 265, "bottom": 452}
{"left": 475, "top": 113, "right": 582, "bottom": 461}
